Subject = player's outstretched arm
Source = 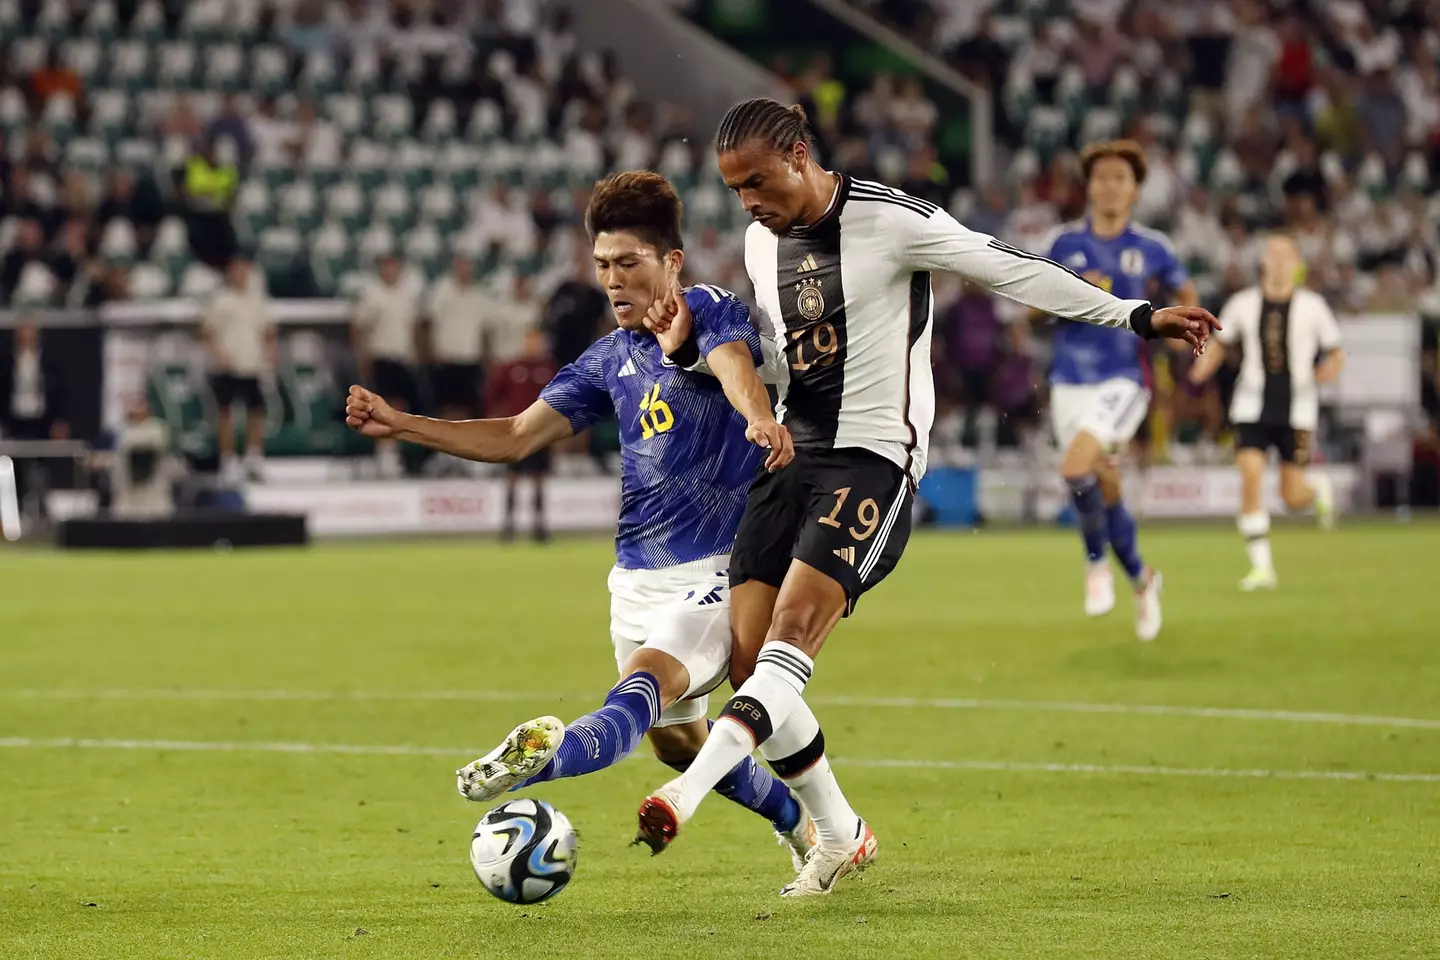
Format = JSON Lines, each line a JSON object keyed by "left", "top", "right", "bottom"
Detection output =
{"left": 345, "top": 386, "right": 573, "bottom": 463}
{"left": 900, "top": 210, "right": 1220, "bottom": 352}
{"left": 706, "top": 341, "right": 793, "bottom": 471}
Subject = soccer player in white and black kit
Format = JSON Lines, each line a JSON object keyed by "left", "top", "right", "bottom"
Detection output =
{"left": 635, "top": 99, "right": 1221, "bottom": 895}
{"left": 1190, "top": 234, "right": 1342, "bottom": 590}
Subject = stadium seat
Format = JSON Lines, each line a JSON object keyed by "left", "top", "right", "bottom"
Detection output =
{"left": 422, "top": 99, "right": 459, "bottom": 144}
{"left": 204, "top": 44, "right": 246, "bottom": 93}
{"left": 1057, "top": 65, "right": 1088, "bottom": 125}
{"left": 394, "top": 140, "right": 435, "bottom": 192}
{"left": 225, "top": 0, "right": 264, "bottom": 44}
{"left": 1003, "top": 69, "right": 1036, "bottom": 128}
{"left": 109, "top": 41, "right": 153, "bottom": 93}
{"left": 1024, "top": 106, "right": 1069, "bottom": 162}
{"left": 82, "top": 0, "right": 118, "bottom": 42}
{"left": 65, "top": 136, "right": 110, "bottom": 175}
{"left": 324, "top": 180, "right": 367, "bottom": 233}
{"left": 11, "top": 36, "right": 46, "bottom": 74}
{"left": 467, "top": 100, "right": 504, "bottom": 144}
{"left": 438, "top": 142, "right": 483, "bottom": 191}
{"left": 250, "top": 45, "right": 292, "bottom": 99}
{"left": 0, "top": 86, "right": 28, "bottom": 136}
{"left": 36, "top": 0, "right": 70, "bottom": 42}
{"left": 325, "top": 93, "right": 366, "bottom": 139}
{"left": 403, "top": 223, "right": 445, "bottom": 279}
{"left": 1109, "top": 65, "right": 1141, "bottom": 120}
{"left": 277, "top": 180, "right": 321, "bottom": 234}
{"left": 371, "top": 94, "right": 415, "bottom": 143}
{"left": 1209, "top": 149, "right": 1245, "bottom": 193}
{"left": 372, "top": 180, "right": 416, "bottom": 233}
{"left": 14, "top": 261, "right": 57, "bottom": 307}
{"left": 299, "top": 52, "right": 341, "bottom": 99}
{"left": 1320, "top": 150, "right": 1347, "bottom": 186}
{"left": 1403, "top": 152, "right": 1429, "bottom": 192}
{"left": 336, "top": 270, "right": 368, "bottom": 299}
{"left": 161, "top": 134, "right": 192, "bottom": 169}
{"left": 62, "top": 38, "right": 103, "bottom": 86}
{"left": 1357, "top": 153, "right": 1389, "bottom": 199}
{"left": 0, "top": 216, "right": 18, "bottom": 254}
{"left": 309, "top": 221, "right": 353, "bottom": 294}
{"left": 179, "top": 260, "right": 223, "bottom": 299}
{"left": 356, "top": 222, "right": 396, "bottom": 261}
{"left": 657, "top": 141, "right": 696, "bottom": 189}
{"left": 129, "top": 262, "right": 173, "bottom": 301}
{"left": 151, "top": 215, "right": 190, "bottom": 278}
{"left": 234, "top": 180, "right": 274, "bottom": 236}
{"left": 1079, "top": 107, "right": 1121, "bottom": 146}
{"left": 349, "top": 140, "right": 391, "bottom": 192}
{"left": 180, "top": 0, "right": 226, "bottom": 46}
{"left": 132, "top": 0, "right": 166, "bottom": 44}
{"left": 41, "top": 94, "right": 77, "bottom": 145}
{"left": 346, "top": 48, "right": 383, "bottom": 98}
{"left": 113, "top": 137, "right": 157, "bottom": 174}
{"left": 257, "top": 226, "right": 303, "bottom": 276}
{"left": 87, "top": 89, "right": 130, "bottom": 144}
{"left": 1008, "top": 146, "right": 1041, "bottom": 186}
{"left": 100, "top": 218, "right": 139, "bottom": 267}
{"left": 156, "top": 42, "right": 200, "bottom": 90}
{"left": 418, "top": 182, "right": 462, "bottom": 232}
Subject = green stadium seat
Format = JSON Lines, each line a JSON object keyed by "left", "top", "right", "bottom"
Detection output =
{"left": 394, "top": 140, "right": 435, "bottom": 192}
{"left": 87, "top": 89, "right": 130, "bottom": 144}
{"left": 62, "top": 38, "right": 103, "bottom": 85}
{"left": 1209, "top": 149, "right": 1245, "bottom": 193}
{"left": 1109, "top": 65, "right": 1141, "bottom": 121}
{"left": 225, "top": 0, "right": 263, "bottom": 45}
{"left": 180, "top": 0, "right": 226, "bottom": 46}
{"left": 309, "top": 221, "right": 353, "bottom": 295}
{"left": 1003, "top": 70, "right": 1036, "bottom": 128}
{"left": 1008, "top": 146, "right": 1041, "bottom": 186}
{"left": 1403, "top": 151, "right": 1429, "bottom": 193}
{"left": 337, "top": 270, "right": 368, "bottom": 299}
{"left": 325, "top": 93, "right": 366, "bottom": 139}
{"left": 1079, "top": 107, "right": 1121, "bottom": 146}
{"left": 11, "top": 36, "right": 46, "bottom": 74}
{"left": 356, "top": 222, "right": 396, "bottom": 262}
{"left": 150, "top": 215, "right": 190, "bottom": 274}
{"left": 422, "top": 99, "right": 458, "bottom": 144}
{"left": 204, "top": 43, "right": 246, "bottom": 93}
{"left": 65, "top": 136, "right": 110, "bottom": 175}
{"left": 157, "top": 42, "right": 200, "bottom": 90}
{"left": 1024, "top": 106, "right": 1069, "bottom": 162}
{"left": 418, "top": 182, "right": 461, "bottom": 232}
{"left": 1057, "top": 65, "right": 1088, "bottom": 126}
{"left": 298, "top": 52, "right": 341, "bottom": 99}
{"left": 346, "top": 49, "right": 383, "bottom": 98}
{"left": 36, "top": 0, "right": 72, "bottom": 42}
{"left": 13, "top": 262, "right": 57, "bottom": 307}
{"left": 257, "top": 226, "right": 303, "bottom": 276}
{"left": 658, "top": 141, "right": 696, "bottom": 190}
{"left": 114, "top": 137, "right": 157, "bottom": 174}
{"left": 1156, "top": 70, "right": 1187, "bottom": 121}
{"left": 1357, "top": 153, "right": 1389, "bottom": 200}
{"left": 349, "top": 140, "right": 391, "bottom": 192}
{"left": 132, "top": 0, "right": 166, "bottom": 44}
{"left": 179, "top": 261, "right": 223, "bottom": 299}
{"left": 234, "top": 180, "right": 274, "bottom": 237}
{"left": 467, "top": 100, "right": 503, "bottom": 144}
{"left": 403, "top": 224, "right": 445, "bottom": 278}
{"left": 439, "top": 142, "right": 482, "bottom": 191}
{"left": 41, "top": 93, "right": 78, "bottom": 144}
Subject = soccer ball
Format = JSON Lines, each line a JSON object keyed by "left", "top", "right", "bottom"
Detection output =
{"left": 469, "top": 798, "right": 578, "bottom": 904}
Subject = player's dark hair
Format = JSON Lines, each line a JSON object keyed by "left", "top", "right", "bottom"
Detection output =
{"left": 714, "top": 98, "right": 814, "bottom": 156}
{"left": 1080, "top": 139, "right": 1149, "bottom": 184}
{"left": 585, "top": 171, "right": 684, "bottom": 252}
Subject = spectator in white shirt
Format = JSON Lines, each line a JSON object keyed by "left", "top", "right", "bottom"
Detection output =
{"left": 201, "top": 259, "right": 274, "bottom": 484}
{"left": 426, "top": 256, "right": 488, "bottom": 420}
{"left": 354, "top": 254, "right": 422, "bottom": 477}
{"left": 488, "top": 274, "right": 544, "bottom": 365}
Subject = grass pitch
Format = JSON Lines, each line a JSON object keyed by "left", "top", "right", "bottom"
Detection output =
{"left": 2, "top": 523, "right": 1437, "bottom": 959}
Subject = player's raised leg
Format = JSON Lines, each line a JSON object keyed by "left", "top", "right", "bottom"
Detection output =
{"left": 1235, "top": 443, "right": 1277, "bottom": 590}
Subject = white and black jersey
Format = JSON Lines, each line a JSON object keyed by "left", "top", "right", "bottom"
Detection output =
{"left": 744, "top": 174, "right": 1152, "bottom": 483}
{"left": 1217, "top": 286, "right": 1341, "bottom": 431}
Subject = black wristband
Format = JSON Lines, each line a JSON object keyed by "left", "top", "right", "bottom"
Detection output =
{"left": 1129, "top": 303, "right": 1157, "bottom": 340}
{"left": 665, "top": 331, "right": 702, "bottom": 369}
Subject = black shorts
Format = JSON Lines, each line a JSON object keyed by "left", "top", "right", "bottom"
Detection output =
{"left": 729, "top": 448, "right": 913, "bottom": 615}
{"left": 210, "top": 374, "right": 263, "bottom": 409}
{"left": 507, "top": 447, "right": 553, "bottom": 476}
{"left": 1236, "top": 422, "right": 1312, "bottom": 465}
{"left": 431, "top": 362, "right": 481, "bottom": 412}
{"left": 371, "top": 359, "right": 417, "bottom": 411}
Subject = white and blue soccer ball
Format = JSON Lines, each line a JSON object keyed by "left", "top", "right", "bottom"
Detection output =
{"left": 470, "top": 798, "right": 578, "bottom": 905}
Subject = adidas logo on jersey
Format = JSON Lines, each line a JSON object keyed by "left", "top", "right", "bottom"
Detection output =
{"left": 795, "top": 253, "right": 819, "bottom": 274}
{"left": 618, "top": 358, "right": 637, "bottom": 377}
{"left": 832, "top": 546, "right": 855, "bottom": 566}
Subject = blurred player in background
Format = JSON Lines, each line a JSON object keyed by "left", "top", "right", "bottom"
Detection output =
{"left": 201, "top": 257, "right": 273, "bottom": 485}
{"left": 345, "top": 171, "right": 822, "bottom": 872}
{"left": 1043, "top": 140, "right": 1198, "bottom": 640}
{"left": 353, "top": 253, "right": 422, "bottom": 479}
{"left": 1190, "top": 234, "right": 1342, "bottom": 590}
{"left": 482, "top": 327, "right": 557, "bottom": 542}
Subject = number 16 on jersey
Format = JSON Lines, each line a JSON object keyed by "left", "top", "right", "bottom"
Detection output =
{"left": 638, "top": 382, "right": 675, "bottom": 439}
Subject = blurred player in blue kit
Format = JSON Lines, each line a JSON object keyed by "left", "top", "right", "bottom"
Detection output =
{"left": 344, "top": 171, "right": 835, "bottom": 880}
{"left": 1043, "top": 140, "right": 1200, "bottom": 640}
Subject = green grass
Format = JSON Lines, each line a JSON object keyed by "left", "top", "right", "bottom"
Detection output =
{"left": 2, "top": 524, "right": 1438, "bottom": 959}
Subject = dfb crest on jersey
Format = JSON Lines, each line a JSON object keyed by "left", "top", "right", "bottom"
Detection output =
{"left": 1120, "top": 248, "right": 1146, "bottom": 276}
{"left": 796, "top": 280, "right": 825, "bottom": 321}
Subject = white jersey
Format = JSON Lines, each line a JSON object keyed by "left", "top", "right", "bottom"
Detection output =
{"left": 744, "top": 175, "right": 1149, "bottom": 482}
{"left": 1217, "top": 286, "right": 1341, "bottom": 431}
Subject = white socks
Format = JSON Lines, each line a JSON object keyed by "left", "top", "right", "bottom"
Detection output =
{"left": 669, "top": 642, "right": 813, "bottom": 820}
{"left": 1238, "top": 511, "right": 1273, "bottom": 571}
{"left": 760, "top": 698, "right": 861, "bottom": 849}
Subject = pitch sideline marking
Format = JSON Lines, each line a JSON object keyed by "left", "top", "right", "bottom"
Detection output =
{"left": 8, "top": 688, "right": 1440, "bottom": 731}
{"left": 0, "top": 736, "right": 1435, "bottom": 784}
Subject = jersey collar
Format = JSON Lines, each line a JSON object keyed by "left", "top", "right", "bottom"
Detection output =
{"left": 787, "top": 171, "right": 849, "bottom": 237}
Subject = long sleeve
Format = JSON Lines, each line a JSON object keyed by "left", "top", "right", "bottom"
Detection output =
{"left": 896, "top": 207, "right": 1149, "bottom": 331}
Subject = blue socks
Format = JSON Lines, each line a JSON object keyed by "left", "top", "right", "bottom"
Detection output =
{"left": 519, "top": 672, "right": 661, "bottom": 786}
{"left": 1066, "top": 475, "right": 1109, "bottom": 562}
{"left": 1105, "top": 500, "right": 1145, "bottom": 581}
{"left": 665, "top": 722, "right": 802, "bottom": 834}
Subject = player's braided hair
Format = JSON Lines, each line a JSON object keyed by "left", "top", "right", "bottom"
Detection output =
{"left": 714, "top": 98, "right": 814, "bottom": 155}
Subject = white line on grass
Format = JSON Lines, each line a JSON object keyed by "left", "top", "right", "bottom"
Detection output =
{"left": 0, "top": 736, "right": 1436, "bottom": 784}
{"left": 9, "top": 689, "right": 1440, "bottom": 731}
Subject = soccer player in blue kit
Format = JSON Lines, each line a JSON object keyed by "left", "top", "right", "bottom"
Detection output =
{"left": 1044, "top": 140, "right": 1199, "bottom": 641}
{"left": 344, "top": 171, "right": 833, "bottom": 873}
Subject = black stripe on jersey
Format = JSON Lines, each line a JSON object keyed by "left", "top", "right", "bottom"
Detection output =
{"left": 775, "top": 201, "right": 849, "bottom": 449}
{"left": 1258, "top": 298, "right": 1293, "bottom": 425}
{"left": 902, "top": 271, "right": 932, "bottom": 478}
{"left": 848, "top": 183, "right": 937, "bottom": 219}
{"left": 849, "top": 178, "right": 939, "bottom": 216}
{"left": 986, "top": 237, "right": 1090, "bottom": 285}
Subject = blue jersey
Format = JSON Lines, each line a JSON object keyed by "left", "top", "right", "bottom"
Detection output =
{"left": 1046, "top": 221, "right": 1187, "bottom": 385}
{"left": 540, "top": 285, "right": 764, "bottom": 570}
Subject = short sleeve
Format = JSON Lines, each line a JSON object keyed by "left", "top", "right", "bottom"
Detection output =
{"left": 1216, "top": 290, "right": 1250, "bottom": 345}
{"left": 686, "top": 284, "right": 762, "bottom": 365}
{"left": 538, "top": 335, "right": 614, "bottom": 432}
{"left": 1312, "top": 294, "right": 1342, "bottom": 349}
{"left": 1154, "top": 238, "right": 1189, "bottom": 293}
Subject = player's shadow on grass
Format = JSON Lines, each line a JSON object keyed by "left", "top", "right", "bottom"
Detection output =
{"left": 1063, "top": 644, "right": 1228, "bottom": 678}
